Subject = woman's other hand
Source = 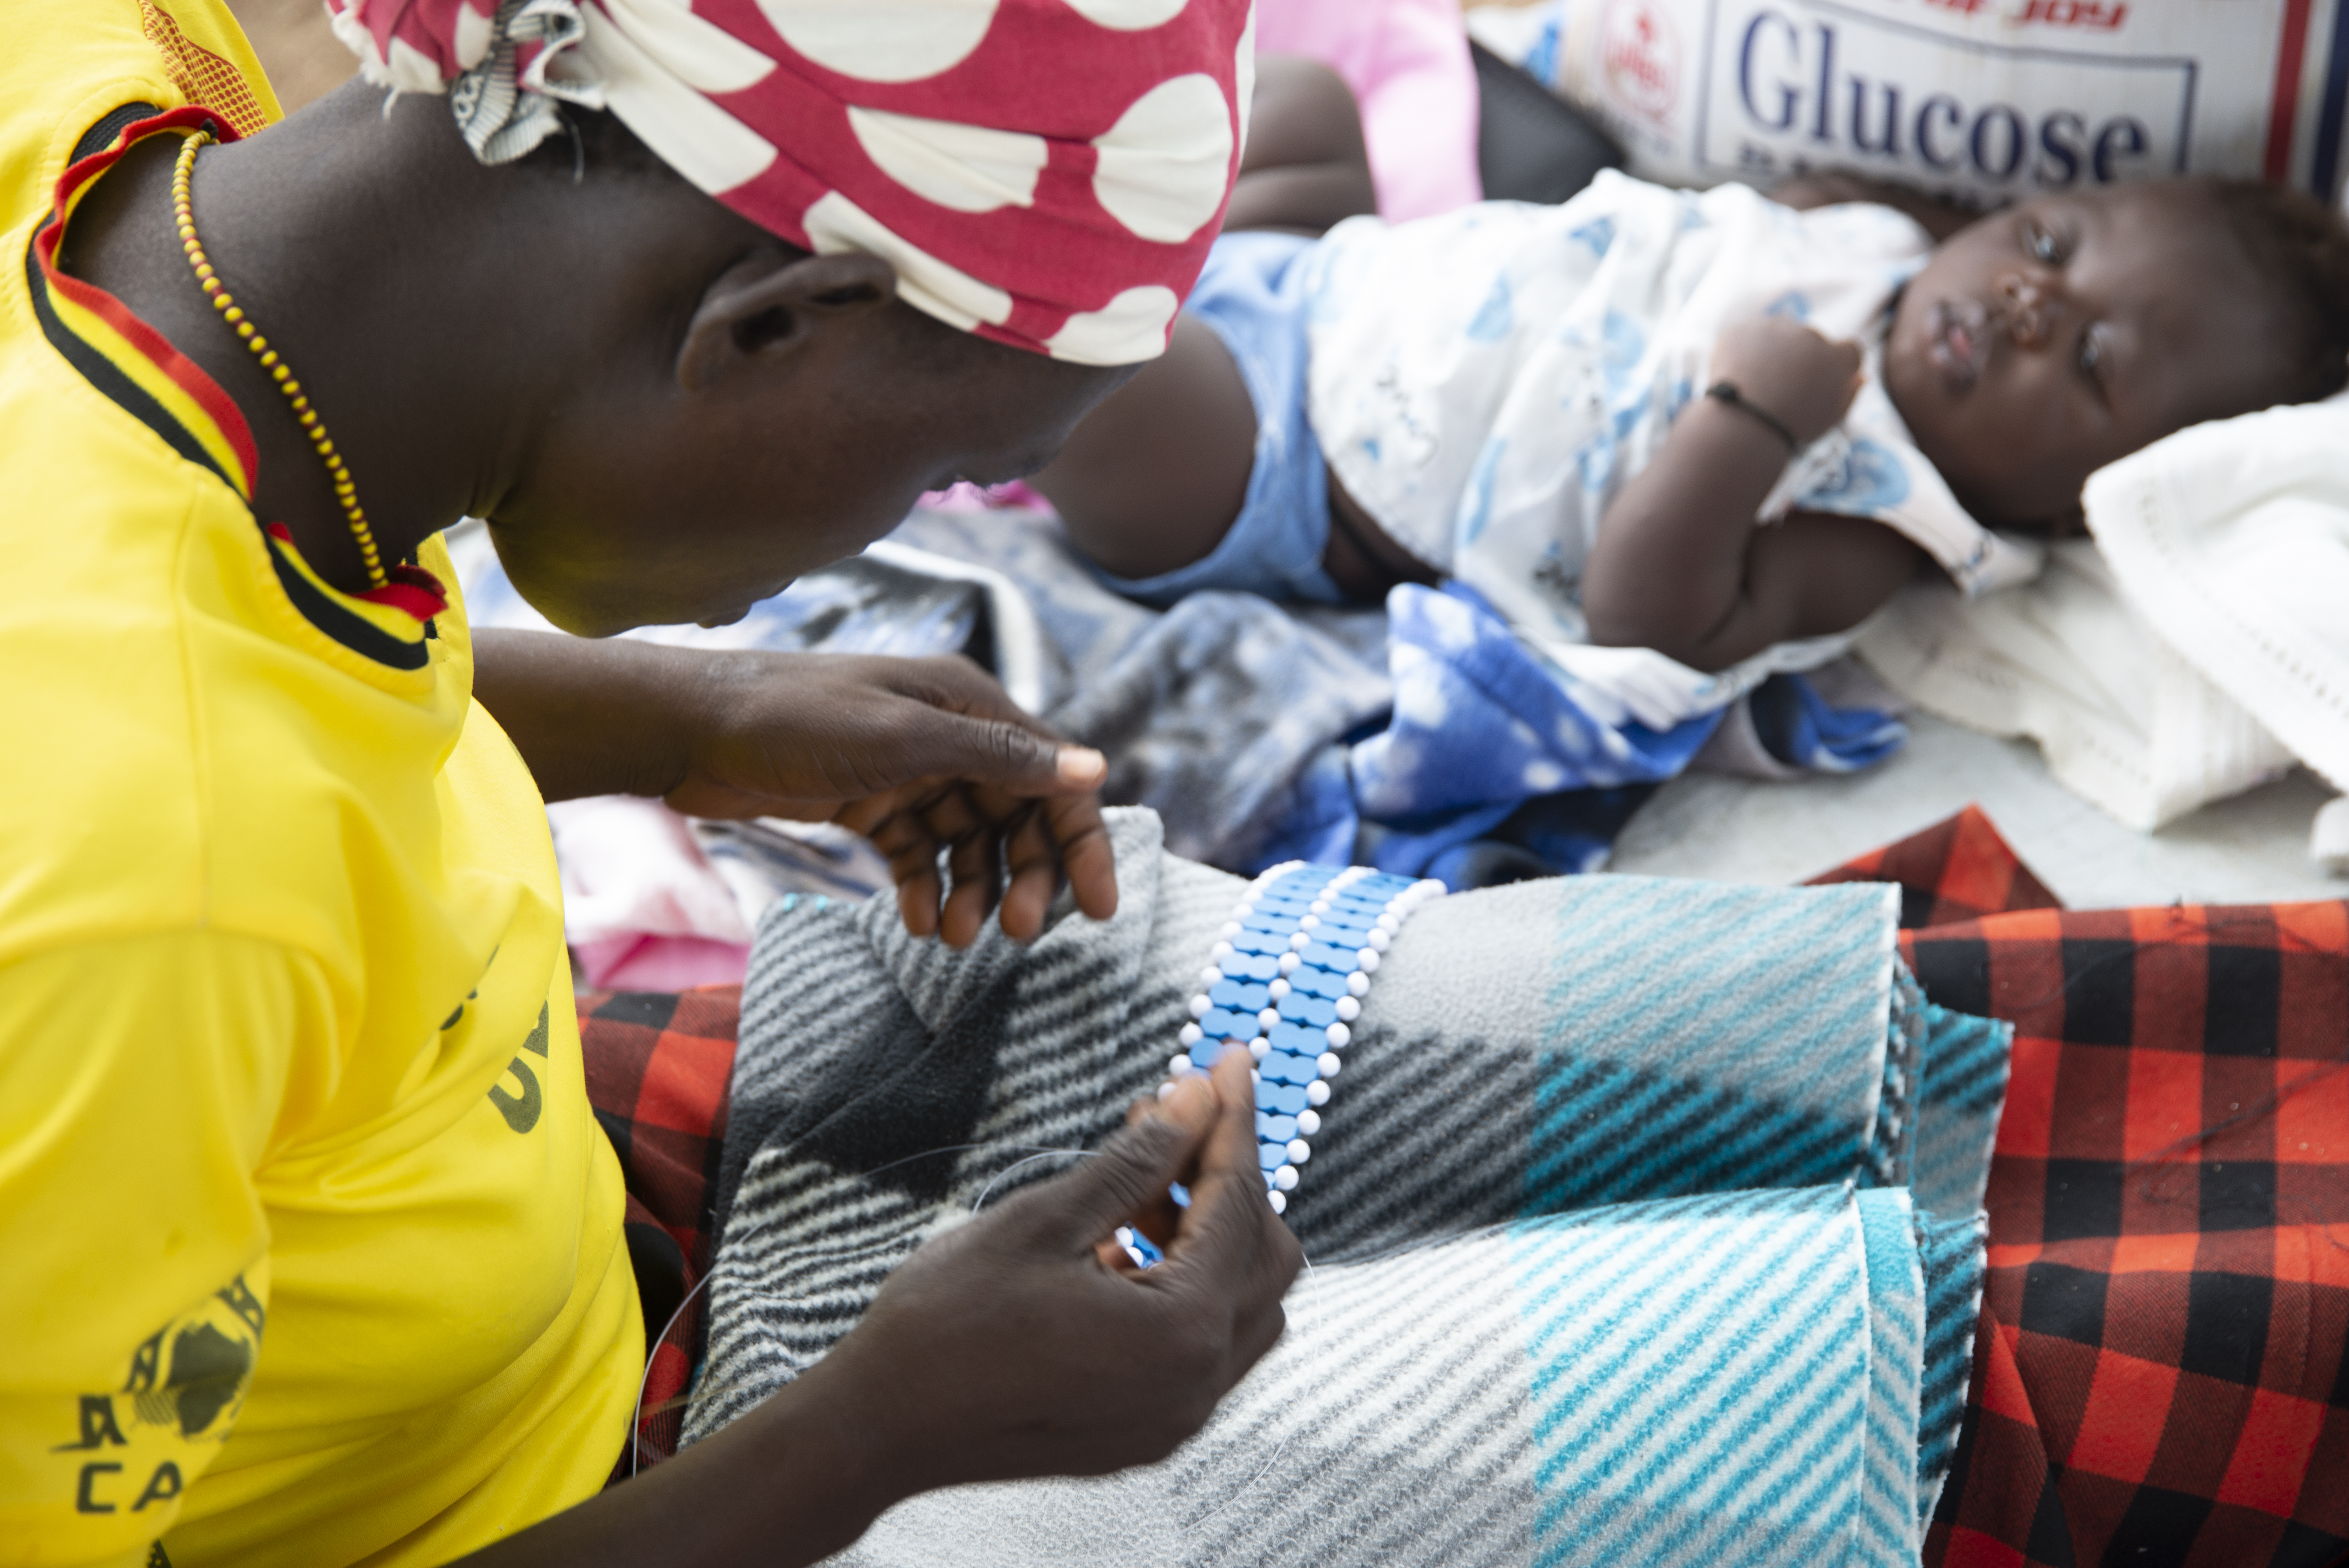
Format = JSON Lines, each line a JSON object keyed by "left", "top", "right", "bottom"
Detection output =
{"left": 471, "top": 632, "right": 1116, "bottom": 946}
{"left": 801, "top": 1049, "right": 1302, "bottom": 1491}
{"left": 451, "top": 1053, "right": 1297, "bottom": 1567}
{"left": 1708, "top": 315, "right": 1863, "bottom": 448}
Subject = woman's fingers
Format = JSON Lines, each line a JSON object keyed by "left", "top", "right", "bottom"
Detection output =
{"left": 930, "top": 791, "right": 1005, "bottom": 948}
{"left": 996, "top": 804, "right": 1063, "bottom": 941}
{"left": 1158, "top": 1051, "right": 1303, "bottom": 1323}
{"left": 994, "top": 1073, "right": 1221, "bottom": 1255}
{"left": 1047, "top": 795, "right": 1118, "bottom": 921}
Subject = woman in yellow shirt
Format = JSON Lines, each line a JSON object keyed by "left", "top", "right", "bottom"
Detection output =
{"left": 0, "top": 2, "right": 1295, "bottom": 1564}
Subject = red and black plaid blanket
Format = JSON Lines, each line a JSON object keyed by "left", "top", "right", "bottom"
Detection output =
{"left": 576, "top": 986, "right": 741, "bottom": 1478}
{"left": 581, "top": 807, "right": 2349, "bottom": 1563}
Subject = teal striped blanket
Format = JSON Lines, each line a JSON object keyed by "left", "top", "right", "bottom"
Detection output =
{"left": 686, "top": 809, "right": 2009, "bottom": 1566}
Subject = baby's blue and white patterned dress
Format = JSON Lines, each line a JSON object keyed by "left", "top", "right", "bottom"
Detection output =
{"left": 1302, "top": 170, "right": 2044, "bottom": 730}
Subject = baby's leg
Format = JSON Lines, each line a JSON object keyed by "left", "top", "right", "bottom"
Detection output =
{"left": 1026, "top": 315, "right": 1259, "bottom": 581}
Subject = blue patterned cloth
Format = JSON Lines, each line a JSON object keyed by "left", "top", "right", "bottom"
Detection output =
{"left": 1260, "top": 581, "right": 1904, "bottom": 881}
{"left": 460, "top": 517, "right": 1903, "bottom": 886}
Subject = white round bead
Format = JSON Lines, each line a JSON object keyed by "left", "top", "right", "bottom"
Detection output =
{"left": 1274, "top": 1165, "right": 1299, "bottom": 1191}
{"left": 1179, "top": 1022, "right": 1203, "bottom": 1046}
{"left": 1157, "top": 1080, "right": 1178, "bottom": 1100}
{"left": 1358, "top": 949, "right": 1380, "bottom": 973}
{"left": 1268, "top": 978, "right": 1291, "bottom": 1000}
{"left": 1267, "top": 1188, "right": 1287, "bottom": 1215}
{"left": 1367, "top": 928, "right": 1391, "bottom": 951}
{"left": 1219, "top": 922, "right": 1241, "bottom": 940}
{"left": 1295, "top": 1108, "right": 1321, "bottom": 1135}
{"left": 1201, "top": 966, "right": 1224, "bottom": 986}
{"left": 1289, "top": 932, "right": 1311, "bottom": 951}
{"left": 1210, "top": 941, "right": 1233, "bottom": 961}
{"left": 1306, "top": 1080, "right": 1331, "bottom": 1106}
{"left": 1335, "top": 996, "right": 1360, "bottom": 1022}
{"left": 1249, "top": 1037, "right": 1270, "bottom": 1062}
{"left": 1168, "top": 1054, "right": 1191, "bottom": 1077}
{"left": 1309, "top": 900, "right": 1331, "bottom": 915}
{"left": 1347, "top": 971, "right": 1370, "bottom": 997}
{"left": 1233, "top": 903, "right": 1256, "bottom": 919}
{"left": 1418, "top": 878, "right": 1445, "bottom": 894}
{"left": 1287, "top": 1138, "right": 1311, "bottom": 1163}
{"left": 1375, "top": 913, "right": 1401, "bottom": 935}
{"left": 1278, "top": 952, "right": 1301, "bottom": 974}
{"left": 1300, "top": 915, "right": 1321, "bottom": 934}
{"left": 1189, "top": 994, "right": 1210, "bottom": 1018}
{"left": 1325, "top": 1022, "right": 1350, "bottom": 1048}
{"left": 1258, "top": 1008, "right": 1280, "bottom": 1029}
{"left": 1317, "top": 1051, "right": 1342, "bottom": 1077}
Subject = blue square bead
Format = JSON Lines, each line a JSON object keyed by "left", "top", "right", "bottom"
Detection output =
{"left": 1280, "top": 993, "right": 1336, "bottom": 1027}
{"left": 1256, "top": 1112, "right": 1298, "bottom": 1143}
{"left": 1298, "top": 968, "right": 1347, "bottom": 1000}
{"left": 1262, "top": 1051, "right": 1319, "bottom": 1086}
{"left": 1255, "top": 1080, "right": 1308, "bottom": 1115}
{"left": 1210, "top": 979, "right": 1269, "bottom": 1010}
{"left": 1199, "top": 1009, "right": 1261, "bottom": 1041}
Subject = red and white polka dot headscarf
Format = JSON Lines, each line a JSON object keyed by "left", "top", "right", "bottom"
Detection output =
{"left": 329, "top": 0, "right": 1256, "bottom": 364}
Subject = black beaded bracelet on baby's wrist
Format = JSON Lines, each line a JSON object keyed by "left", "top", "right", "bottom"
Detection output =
{"left": 1704, "top": 380, "right": 1801, "bottom": 453}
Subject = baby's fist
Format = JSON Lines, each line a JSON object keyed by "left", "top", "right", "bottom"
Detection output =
{"left": 1709, "top": 316, "right": 1864, "bottom": 448}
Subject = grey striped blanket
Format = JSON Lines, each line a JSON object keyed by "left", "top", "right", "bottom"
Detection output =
{"left": 685, "top": 809, "right": 2009, "bottom": 1567}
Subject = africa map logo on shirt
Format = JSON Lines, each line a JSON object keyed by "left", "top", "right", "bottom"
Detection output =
{"left": 50, "top": 1273, "right": 264, "bottom": 1527}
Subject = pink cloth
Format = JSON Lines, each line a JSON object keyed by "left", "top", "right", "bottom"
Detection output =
{"left": 330, "top": 0, "right": 1254, "bottom": 364}
{"left": 572, "top": 932, "right": 751, "bottom": 992}
{"left": 1256, "top": 0, "right": 1482, "bottom": 220}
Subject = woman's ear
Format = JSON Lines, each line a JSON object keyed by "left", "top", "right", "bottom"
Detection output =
{"left": 676, "top": 248, "right": 899, "bottom": 392}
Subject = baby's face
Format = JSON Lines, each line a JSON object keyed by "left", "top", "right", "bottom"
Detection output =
{"left": 1884, "top": 184, "right": 2288, "bottom": 527}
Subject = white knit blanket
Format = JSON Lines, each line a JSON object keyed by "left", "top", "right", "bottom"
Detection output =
{"left": 1856, "top": 399, "right": 2349, "bottom": 871}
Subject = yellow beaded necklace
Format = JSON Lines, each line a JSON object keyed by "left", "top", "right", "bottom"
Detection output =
{"left": 171, "top": 131, "right": 387, "bottom": 590}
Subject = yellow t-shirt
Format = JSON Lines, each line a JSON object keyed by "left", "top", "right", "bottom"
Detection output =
{"left": 0, "top": 5, "right": 642, "bottom": 1565}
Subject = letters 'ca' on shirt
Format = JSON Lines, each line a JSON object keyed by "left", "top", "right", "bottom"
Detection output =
{"left": 0, "top": 4, "right": 641, "bottom": 1564}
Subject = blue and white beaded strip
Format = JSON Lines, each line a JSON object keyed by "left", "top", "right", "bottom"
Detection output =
{"left": 1167, "top": 862, "right": 1442, "bottom": 1215}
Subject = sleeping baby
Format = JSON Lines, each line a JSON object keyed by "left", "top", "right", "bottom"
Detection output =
{"left": 1028, "top": 141, "right": 2349, "bottom": 731}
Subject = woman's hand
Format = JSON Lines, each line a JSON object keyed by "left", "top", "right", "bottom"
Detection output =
{"left": 1708, "top": 315, "right": 1864, "bottom": 449}
{"left": 802, "top": 1049, "right": 1302, "bottom": 1493}
{"left": 449, "top": 1053, "right": 1299, "bottom": 1568}
{"left": 471, "top": 631, "right": 1117, "bottom": 945}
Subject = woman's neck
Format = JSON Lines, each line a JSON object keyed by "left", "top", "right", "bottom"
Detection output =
{"left": 55, "top": 86, "right": 542, "bottom": 595}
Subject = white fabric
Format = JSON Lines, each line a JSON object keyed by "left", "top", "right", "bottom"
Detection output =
{"left": 1857, "top": 400, "right": 2349, "bottom": 870}
{"left": 1855, "top": 543, "right": 2296, "bottom": 832}
{"left": 1299, "top": 173, "right": 2040, "bottom": 726}
{"left": 2316, "top": 796, "right": 2349, "bottom": 877}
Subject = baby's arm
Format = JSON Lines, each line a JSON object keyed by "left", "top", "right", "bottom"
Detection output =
{"left": 1582, "top": 317, "right": 1928, "bottom": 672}
{"left": 1025, "top": 57, "right": 1372, "bottom": 582}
